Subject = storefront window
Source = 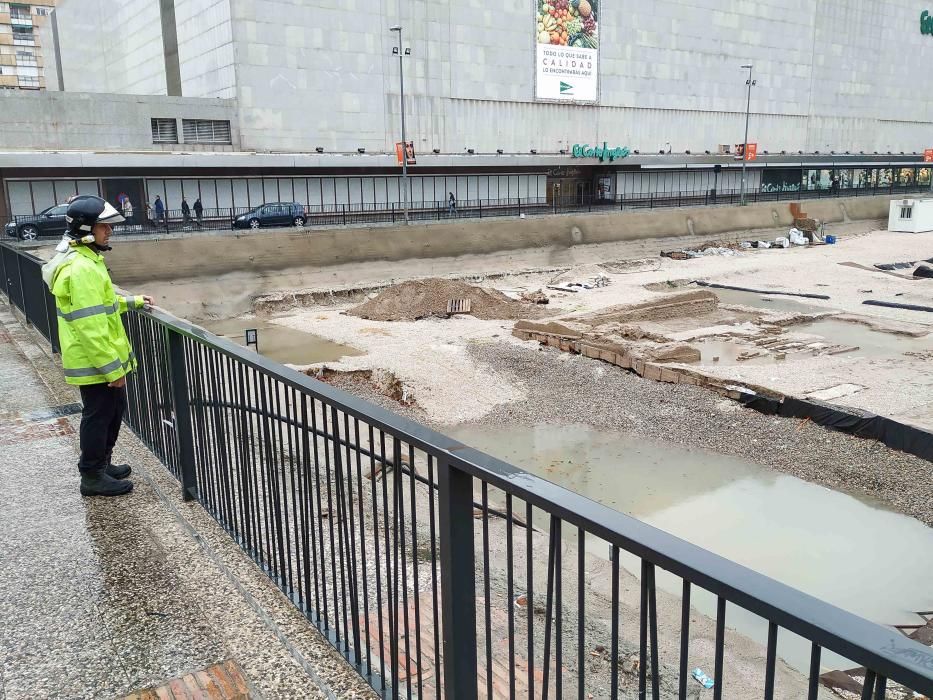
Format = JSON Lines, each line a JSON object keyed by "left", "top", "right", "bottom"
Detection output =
{"left": 897, "top": 167, "right": 916, "bottom": 187}
{"left": 856, "top": 169, "right": 875, "bottom": 189}
{"left": 919, "top": 167, "right": 931, "bottom": 186}
{"left": 878, "top": 168, "right": 893, "bottom": 187}
{"left": 837, "top": 169, "right": 854, "bottom": 190}
{"left": 805, "top": 169, "right": 832, "bottom": 190}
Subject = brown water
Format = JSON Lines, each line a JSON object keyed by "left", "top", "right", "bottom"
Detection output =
{"left": 203, "top": 318, "right": 362, "bottom": 365}
{"left": 712, "top": 287, "right": 829, "bottom": 314}
{"left": 796, "top": 318, "right": 932, "bottom": 357}
{"left": 448, "top": 423, "right": 933, "bottom": 673}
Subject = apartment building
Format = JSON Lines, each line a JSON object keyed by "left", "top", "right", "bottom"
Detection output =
{"left": 0, "top": 1, "right": 55, "bottom": 90}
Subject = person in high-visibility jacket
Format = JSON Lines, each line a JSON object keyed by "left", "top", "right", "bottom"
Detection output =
{"left": 43, "top": 196, "right": 152, "bottom": 497}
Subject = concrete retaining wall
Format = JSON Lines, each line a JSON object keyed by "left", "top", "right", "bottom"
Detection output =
{"left": 108, "top": 195, "right": 895, "bottom": 284}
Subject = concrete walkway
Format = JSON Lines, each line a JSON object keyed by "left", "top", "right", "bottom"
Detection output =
{"left": 0, "top": 300, "right": 376, "bottom": 699}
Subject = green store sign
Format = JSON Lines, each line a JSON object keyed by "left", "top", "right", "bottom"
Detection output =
{"left": 922, "top": 10, "right": 933, "bottom": 34}
{"left": 571, "top": 142, "right": 631, "bottom": 163}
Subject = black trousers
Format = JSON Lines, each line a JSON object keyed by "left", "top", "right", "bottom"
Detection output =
{"left": 78, "top": 383, "right": 126, "bottom": 472}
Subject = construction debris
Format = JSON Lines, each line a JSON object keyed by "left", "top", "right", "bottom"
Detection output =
{"left": 519, "top": 290, "right": 550, "bottom": 304}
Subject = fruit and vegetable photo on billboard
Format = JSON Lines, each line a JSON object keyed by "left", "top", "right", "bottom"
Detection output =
{"left": 535, "top": 0, "right": 599, "bottom": 102}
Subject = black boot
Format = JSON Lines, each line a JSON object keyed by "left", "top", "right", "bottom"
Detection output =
{"left": 106, "top": 462, "right": 132, "bottom": 479}
{"left": 80, "top": 469, "right": 133, "bottom": 497}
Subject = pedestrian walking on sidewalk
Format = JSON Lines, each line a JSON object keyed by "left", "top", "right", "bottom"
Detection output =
{"left": 448, "top": 192, "right": 457, "bottom": 216}
{"left": 193, "top": 197, "right": 204, "bottom": 228}
{"left": 42, "top": 196, "right": 152, "bottom": 497}
{"left": 154, "top": 195, "right": 166, "bottom": 228}
{"left": 181, "top": 197, "right": 192, "bottom": 227}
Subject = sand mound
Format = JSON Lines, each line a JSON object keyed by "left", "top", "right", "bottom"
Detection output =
{"left": 348, "top": 278, "right": 543, "bottom": 322}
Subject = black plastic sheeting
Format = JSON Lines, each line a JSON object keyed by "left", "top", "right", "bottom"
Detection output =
{"left": 693, "top": 280, "right": 831, "bottom": 300}
{"left": 914, "top": 264, "right": 933, "bottom": 279}
{"left": 863, "top": 299, "right": 933, "bottom": 313}
{"left": 740, "top": 393, "right": 933, "bottom": 462}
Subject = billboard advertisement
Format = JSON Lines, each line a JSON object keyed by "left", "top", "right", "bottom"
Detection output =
{"left": 535, "top": 0, "right": 599, "bottom": 102}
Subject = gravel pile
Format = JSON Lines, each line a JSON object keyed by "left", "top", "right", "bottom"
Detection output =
{"left": 347, "top": 278, "right": 544, "bottom": 321}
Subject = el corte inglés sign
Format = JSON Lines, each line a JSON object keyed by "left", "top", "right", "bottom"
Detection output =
{"left": 571, "top": 142, "right": 631, "bottom": 162}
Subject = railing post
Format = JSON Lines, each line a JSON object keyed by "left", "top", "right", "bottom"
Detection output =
{"left": 342, "top": 203, "right": 347, "bottom": 226}
{"left": 167, "top": 327, "right": 198, "bottom": 502}
{"left": 438, "top": 458, "right": 478, "bottom": 699}
{"left": 479, "top": 198, "right": 483, "bottom": 218}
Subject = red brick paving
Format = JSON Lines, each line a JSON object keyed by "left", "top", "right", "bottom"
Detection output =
{"left": 122, "top": 660, "right": 254, "bottom": 700}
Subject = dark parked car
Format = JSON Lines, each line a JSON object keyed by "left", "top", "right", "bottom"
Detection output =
{"left": 232, "top": 202, "right": 306, "bottom": 230}
{"left": 4, "top": 204, "right": 69, "bottom": 240}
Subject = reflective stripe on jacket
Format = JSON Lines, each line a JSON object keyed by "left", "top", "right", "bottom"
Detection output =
{"left": 48, "top": 245, "right": 144, "bottom": 386}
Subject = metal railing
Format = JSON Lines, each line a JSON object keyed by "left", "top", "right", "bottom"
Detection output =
{"left": 0, "top": 242, "right": 59, "bottom": 351}
{"left": 1, "top": 241, "right": 931, "bottom": 699}
{"left": 6, "top": 181, "right": 932, "bottom": 240}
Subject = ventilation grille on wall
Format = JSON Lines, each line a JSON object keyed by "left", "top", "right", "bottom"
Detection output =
{"left": 182, "top": 119, "right": 232, "bottom": 145}
{"left": 151, "top": 118, "right": 178, "bottom": 144}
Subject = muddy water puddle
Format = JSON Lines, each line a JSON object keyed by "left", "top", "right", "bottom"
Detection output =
{"left": 711, "top": 287, "right": 829, "bottom": 314}
{"left": 202, "top": 318, "right": 362, "bottom": 365}
{"left": 448, "top": 423, "right": 933, "bottom": 672}
{"left": 795, "top": 319, "right": 932, "bottom": 357}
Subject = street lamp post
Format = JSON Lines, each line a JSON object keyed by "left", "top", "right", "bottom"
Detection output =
{"left": 390, "top": 25, "right": 410, "bottom": 224}
{"left": 740, "top": 64, "right": 756, "bottom": 206}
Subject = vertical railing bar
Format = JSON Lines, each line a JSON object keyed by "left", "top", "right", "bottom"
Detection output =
{"left": 577, "top": 527, "right": 584, "bottom": 700}
{"left": 648, "top": 564, "right": 659, "bottom": 700}
{"left": 542, "top": 517, "right": 557, "bottom": 700}
{"left": 283, "top": 385, "right": 302, "bottom": 605}
{"left": 256, "top": 369, "right": 278, "bottom": 575}
{"left": 406, "top": 444, "right": 424, "bottom": 700}
{"left": 167, "top": 327, "right": 197, "bottom": 502}
{"left": 482, "top": 482, "right": 493, "bottom": 700}
{"left": 713, "top": 597, "right": 726, "bottom": 700}
{"left": 381, "top": 431, "right": 399, "bottom": 700}
{"left": 610, "top": 545, "right": 620, "bottom": 699}
{"left": 527, "top": 501, "right": 535, "bottom": 700}
{"left": 231, "top": 361, "right": 253, "bottom": 550}
{"left": 272, "top": 377, "right": 295, "bottom": 597}
{"left": 555, "top": 518, "right": 563, "bottom": 700}
{"left": 310, "top": 397, "right": 331, "bottom": 631}
{"left": 267, "top": 375, "right": 290, "bottom": 590}
{"left": 237, "top": 362, "right": 260, "bottom": 556}
{"left": 368, "top": 424, "right": 387, "bottom": 690}
{"left": 426, "top": 453, "right": 442, "bottom": 697}
{"left": 679, "top": 581, "right": 691, "bottom": 700}
{"left": 196, "top": 345, "right": 220, "bottom": 515}
{"left": 507, "top": 493, "right": 516, "bottom": 700}
{"left": 872, "top": 675, "right": 886, "bottom": 700}
{"left": 354, "top": 417, "right": 373, "bottom": 676}
{"left": 298, "top": 392, "right": 316, "bottom": 619}
{"left": 764, "top": 622, "right": 778, "bottom": 700}
{"left": 206, "top": 347, "right": 233, "bottom": 525}
{"left": 215, "top": 352, "right": 241, "bottom": 534}
{"left": 339, "top": 410, "right": 363, "bottom": 665}
{"left": 329, "top": 406, "right": 351, "bottom": 651}
{"left": 321, "top": 400, "right": 342, "bottom": 644}
{"left": 860, "top": 670, "right": 877, "bottom": 700}
{"left": 639, "top": 560, "right": 649, "bottom": 699}
{"left": 393, "top": 438, "right": 413, "bottom": 700}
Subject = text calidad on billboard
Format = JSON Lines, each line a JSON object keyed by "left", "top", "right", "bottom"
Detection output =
{"left": 535, "top": 0, "right": 599, "bottom": 102}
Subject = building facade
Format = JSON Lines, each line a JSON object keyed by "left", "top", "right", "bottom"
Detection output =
{"left": 0, "top": 1, "right": 55, "bottom": 90}
{"left": 3, "top": 0, "right": 933, "bottom": 221}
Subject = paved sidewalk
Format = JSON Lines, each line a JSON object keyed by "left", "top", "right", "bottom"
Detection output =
{"left": 0, "top": 301, "right": 376, "bottom": 699}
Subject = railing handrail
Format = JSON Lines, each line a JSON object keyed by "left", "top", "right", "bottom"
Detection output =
{"left": 135, "top": 303, "right": 933, "bottom": 694}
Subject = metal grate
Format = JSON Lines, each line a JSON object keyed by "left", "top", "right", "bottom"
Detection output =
{"left": 182, "top": 119, "right": 232, "bottom": 145}
{"left": 151, "top": 118, "right": 178, "bottom": 144}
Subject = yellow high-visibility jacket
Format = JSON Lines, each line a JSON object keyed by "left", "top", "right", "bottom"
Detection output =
{"left": 47, "top": 245, "right": 144, "bottom": 385}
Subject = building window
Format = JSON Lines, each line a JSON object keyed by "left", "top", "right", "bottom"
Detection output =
{"left": 151, "top": 118, "right": 179, "bottom": 144}
{"left": 17, "top": 75, "right": 39, "bottom": 88}
{"left": 900, "top": 206, "right": 913, "bottom": 220}
{"left": 182, "top": 119, "right": 232, "bottom": 145}
{"left": 34, "top": 7, "right": 50, "bottom": 15}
